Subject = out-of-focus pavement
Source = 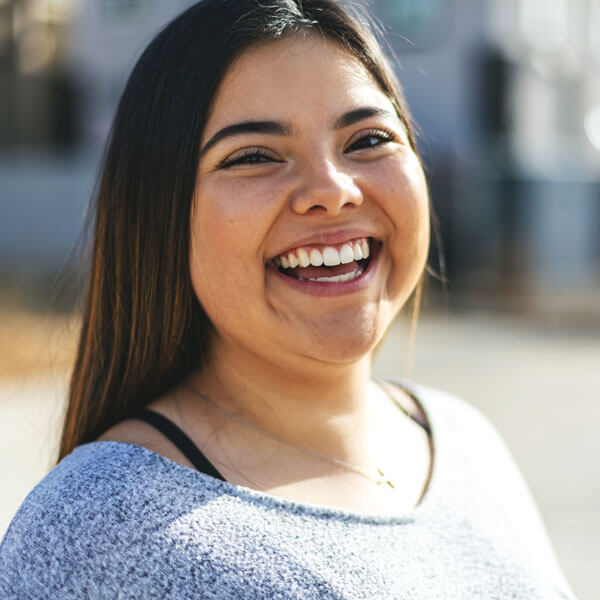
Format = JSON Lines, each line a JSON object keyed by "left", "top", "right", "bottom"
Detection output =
{"left": 1, "top": 311, "right": 598, "bottom": 599}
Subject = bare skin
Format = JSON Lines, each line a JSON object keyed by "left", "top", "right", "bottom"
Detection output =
{"left": 99, "top": 380, "right": 433, "bottom": 515}
{"left": 100, "top": 35, "right": 433, "bottom": 516}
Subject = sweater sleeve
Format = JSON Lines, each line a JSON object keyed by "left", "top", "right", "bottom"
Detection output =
{"left": 0, "top": 444, "right": 236, "bottom": 600}
{"left": 0, "top": 467, "right": 119, "bottom": 599}
{"left": 0, "top": 480, "right": 76, "bottom": 599}
{"left": 0, "top": 447, "right": 177, "bottom": 600}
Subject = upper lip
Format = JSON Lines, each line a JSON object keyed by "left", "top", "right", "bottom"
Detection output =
{"left": 269, "top": 228, "right": 380, "bottom": 260}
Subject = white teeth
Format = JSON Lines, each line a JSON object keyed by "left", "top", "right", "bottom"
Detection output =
{"left": 297, "top": 248, "right": 310, "bottom": 267}
{"left": 275, "top": 238, "right": 371, "bottom": 269}
{"left": 309, "top": 268, "right": 362, "bottom": 283}
{"left": 322, "top": 247, "right": 341, "bottom": 266}
{"left": 309, "top": 248, "right": 323, "bottom": 267}
{"left": 340, "top": 244, "right": 354, "bottom": 264}
{"left": 360, "top": 239, "right": 370, "bottom": 258}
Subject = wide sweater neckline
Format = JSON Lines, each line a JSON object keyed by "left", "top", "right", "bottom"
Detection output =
{"left": 76, "top": 380, "right": 441, "bottom": 525}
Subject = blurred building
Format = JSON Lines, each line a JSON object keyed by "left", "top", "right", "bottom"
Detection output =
{"left": 373, "top": 0, "right": 600, "bottom": 312}
{"left": 0, "top": 0, "right": 599, "bottom": 315}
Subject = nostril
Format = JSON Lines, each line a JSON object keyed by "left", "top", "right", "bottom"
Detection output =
{"left": 289, "top": 170, "right": 363, "bottom": 215}
{"left": 292, "top": 196, "right": 361, "bottom": 216}
{"left": 306, "top": 205, "right": 328, "bottom": 214}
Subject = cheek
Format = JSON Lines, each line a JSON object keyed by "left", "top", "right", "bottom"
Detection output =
{"left": 191, "top": 184, "right": 258, "bottom": 257}
{"left": 205, "top": 177, "right": 282, "bottom": 219}
{"left": 188, "top": 185, "right": 275, "bottom": 305}
{"left": 404, "top": 169, "right": 430, "bottom": 253}
{"left": 378, "top": 157, "right": 430, "bottom": 244}
{"left": 189, "top": 223, "right": 249, "bottom": 333}
{"left": 374, "top": 157, "right": 430, "bottom": 297}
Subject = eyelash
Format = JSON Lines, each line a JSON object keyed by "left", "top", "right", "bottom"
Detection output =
{"left": 217, "top": 128, "right": 396, "bottom": 169}
{"left": 345, "top": 128, "right": 395, "bottom": 152}
{"left": 218, "top": 148, "right": 281, "bottom": 169}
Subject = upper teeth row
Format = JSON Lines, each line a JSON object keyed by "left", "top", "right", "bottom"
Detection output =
{"left": 276, "top": 238, "right": 370, "bottom": 269}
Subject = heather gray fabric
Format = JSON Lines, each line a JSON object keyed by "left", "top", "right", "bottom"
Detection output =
{"left": 0, "top": 383, "right": 577, "bottom": 599}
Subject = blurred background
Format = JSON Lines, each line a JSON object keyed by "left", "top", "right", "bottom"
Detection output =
{"left": 0, "top": 0, "right": 598, "bottom": 598}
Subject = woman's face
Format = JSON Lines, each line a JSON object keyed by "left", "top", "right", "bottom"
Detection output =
{"left": 190, "top": 35, "right": 429, "bottom": 369}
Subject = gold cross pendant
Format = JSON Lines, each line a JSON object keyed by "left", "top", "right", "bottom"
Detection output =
{"left": 375, "top": 468, "right": 395, "bottom": 489}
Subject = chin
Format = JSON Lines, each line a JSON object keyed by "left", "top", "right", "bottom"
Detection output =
{"left": 300, "top": 305, "right": 392, "bottom": 364}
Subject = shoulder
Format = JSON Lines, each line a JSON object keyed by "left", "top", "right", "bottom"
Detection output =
{"left": 381, "top": 379, "right": 542, "bottom": 517}
{"left": 393, "top": 379, "right": 541, "bottom": 514}
{"left": 389, "top": 378, "right": 500, "bottom": 436}
{"left": 400, "top": 380, "right": 520, "bottom": 468}
{"left": 404, "top": 381, "right": 576, "bottom": 586}
{"left": 98, "top": 416, "right": 199, "bottom": 469}
{"left": 0, "top": 442, "right": 222, "bottom": 599}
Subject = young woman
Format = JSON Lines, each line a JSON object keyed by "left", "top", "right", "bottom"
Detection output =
{"left": 0, "top": 1, "right": 577, "bottom": 598}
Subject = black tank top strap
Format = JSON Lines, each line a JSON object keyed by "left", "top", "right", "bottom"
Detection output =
{"left": 377, "top": 379, "right": 432, "bottom": 435}
{"left": 134, "top": 409, "right": 226, "bottom": 482}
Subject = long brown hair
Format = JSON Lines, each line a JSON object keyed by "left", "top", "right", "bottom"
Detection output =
{"left": 59, "top": 0, "right": 421, "bottom": 461}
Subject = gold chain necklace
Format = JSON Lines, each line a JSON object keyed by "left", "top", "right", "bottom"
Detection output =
{"left": 186, "top": 384, "right": 398, "bottom": 489}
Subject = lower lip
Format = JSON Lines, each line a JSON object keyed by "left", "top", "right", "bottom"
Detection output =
{"left": 267, "top": 242, "right": 382, "bottom": 297}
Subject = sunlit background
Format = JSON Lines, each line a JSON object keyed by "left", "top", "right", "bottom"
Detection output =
{"left": 0, "top": 0, "right": 598, "bottom": 598}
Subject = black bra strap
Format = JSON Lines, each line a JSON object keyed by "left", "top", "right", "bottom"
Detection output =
{"left": 135, "top": 409, "right": 226, "bottom": 481}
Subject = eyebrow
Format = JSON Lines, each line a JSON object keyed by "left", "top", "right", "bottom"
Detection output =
{"left": 199, "top": 121, "right": 291, "bottom": 157}
{"left": 333, "top": 107, "right": 395, "bottom": 129}
{"left": 199, "top": 106, "right": 396, "bottom": 156}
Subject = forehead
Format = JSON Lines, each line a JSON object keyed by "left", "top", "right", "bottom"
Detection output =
{"left": 202, "top": 35, "right": 394, "bottom": 140}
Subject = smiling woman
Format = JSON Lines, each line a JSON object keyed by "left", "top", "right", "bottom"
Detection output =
{"left": 190, "top": 35, "right": 429, "bottom": 370}
{"left": 0, "top": 1, "right": 578, "bottom": 599}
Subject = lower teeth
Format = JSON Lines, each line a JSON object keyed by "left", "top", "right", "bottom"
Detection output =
{"left": 298, "top": 268, "right": 363, "bottom": 283}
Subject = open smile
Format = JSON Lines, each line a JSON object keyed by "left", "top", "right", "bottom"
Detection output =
{"left": 268, "top": 237, "right": 381, "bottom": 293}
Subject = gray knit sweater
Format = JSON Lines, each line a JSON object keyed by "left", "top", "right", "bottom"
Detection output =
{"left": 0, "top": 383, "right": 577, "bottom": 599}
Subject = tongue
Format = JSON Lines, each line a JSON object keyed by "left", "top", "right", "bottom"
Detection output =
{"left": 287, "top": 261, "right": 360, "bottom": 280}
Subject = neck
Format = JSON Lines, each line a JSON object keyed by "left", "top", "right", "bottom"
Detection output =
{"left": 187, "top": 339, "right": 376, "bottom": 460}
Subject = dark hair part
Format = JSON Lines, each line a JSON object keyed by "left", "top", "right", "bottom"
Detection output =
{"left": 59, "top": 0, "right": 419, "bottom": 461}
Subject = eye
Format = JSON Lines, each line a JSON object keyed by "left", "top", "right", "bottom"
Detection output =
{"left": 345, "top": 128, "right": 395, "bottom": 153}
{"left": 218, "top": 147, "right": 283, "bottom": 169}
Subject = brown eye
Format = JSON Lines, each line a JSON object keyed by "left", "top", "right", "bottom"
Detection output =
{"left": 219, "top": 148, "right": 282, "bottom": 169}
{"left": 345, "top": 129, "right": 395, "bottom": 153}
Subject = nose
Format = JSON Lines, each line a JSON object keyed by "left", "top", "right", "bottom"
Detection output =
{"left": 290, "top": 159, "right": 363, "bottom": 216}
